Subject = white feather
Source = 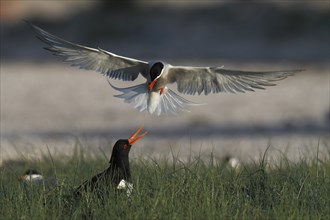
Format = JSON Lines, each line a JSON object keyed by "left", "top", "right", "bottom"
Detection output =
{"left": 117, "top": 179, "right": 133, "bottom": 197}
{"left": 108, "top": 80, "right": 200, "bottom": 116}
{"left": 148, "top": 91, "right": 161, "bottom": 115}
{"left": 108, "top": 80, "right": 148, "bottom": 112}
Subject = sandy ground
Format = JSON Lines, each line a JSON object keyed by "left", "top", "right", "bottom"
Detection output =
{"left": 1, "top": 62, "right": 329, "bottom": 165}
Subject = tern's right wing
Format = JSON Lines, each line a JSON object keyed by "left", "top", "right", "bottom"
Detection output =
{"left": 167, "top": 65, "right": 302, "bottom": 95}
{"left": 26, "top": 21, "right": 149, "bottom": 81}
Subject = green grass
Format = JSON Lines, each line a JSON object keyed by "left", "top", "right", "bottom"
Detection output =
{"left": 0, "top": 144, "right": 329, "bottom": 220}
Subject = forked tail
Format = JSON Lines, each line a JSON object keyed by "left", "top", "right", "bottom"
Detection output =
{"left": 107, "top": 80, "right": 201, "bottom": 116}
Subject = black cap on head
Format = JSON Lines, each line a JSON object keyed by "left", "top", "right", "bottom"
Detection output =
{"left": 150, "top": 62, "right": 164, "bottom": 81}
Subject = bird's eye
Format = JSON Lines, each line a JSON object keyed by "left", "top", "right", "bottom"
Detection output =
{"left": 123, "top": 144, "right": 128, "bottom": 149}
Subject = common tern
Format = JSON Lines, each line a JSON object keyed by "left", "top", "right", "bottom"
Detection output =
{"left": 27, "top": 22, "right": 302, "bottom": 116}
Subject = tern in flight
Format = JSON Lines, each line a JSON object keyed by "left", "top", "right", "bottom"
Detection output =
{"left": 27, "top": 22, "right": 302, "bottom": 116}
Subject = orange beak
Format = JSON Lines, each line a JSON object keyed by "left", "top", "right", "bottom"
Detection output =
{"left": 128, "top": 125, "right": 148, "bottom": 145}
{"left": 148, "top": 80, "right": 157, "bottom": 91}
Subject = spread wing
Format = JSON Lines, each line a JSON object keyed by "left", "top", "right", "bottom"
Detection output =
{"left": 26, "top": 21, "right": 149, "bottom": 81}
{"left": 167, "top": 66, "right": 302, "bottom": 95}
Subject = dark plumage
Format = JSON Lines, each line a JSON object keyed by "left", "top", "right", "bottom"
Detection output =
{"left": 74, "top": 126, "right": 147, "bottom": 197}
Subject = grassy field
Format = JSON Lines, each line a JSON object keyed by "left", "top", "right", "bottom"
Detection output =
{"left": 0, "top": 143, "right": 329, "bottom": 220}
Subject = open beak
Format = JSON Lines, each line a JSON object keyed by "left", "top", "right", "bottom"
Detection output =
{"left": 148, "top": 80, "right": 157, "bottom": 91}
{"left": 128, "top": 125, "right": 148, "bottom": 145}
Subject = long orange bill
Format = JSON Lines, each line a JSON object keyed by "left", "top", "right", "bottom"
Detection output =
{"left": 128, "top": 125, "right": 148, "bottom": 145}
{"left": 148, "top": 80, "right": 157, "bottom": 91}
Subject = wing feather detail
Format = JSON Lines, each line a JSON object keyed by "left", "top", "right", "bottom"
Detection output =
{"left": 167, "top": 66, "right": 302, "bottom": 95}
{"left": 108, "top": 81, "right": 149, "bottom": 112}
{"left": 26, "top": 21, "right": 149, "bottom": 81}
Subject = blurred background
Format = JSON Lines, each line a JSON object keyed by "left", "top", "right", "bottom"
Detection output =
{"left": 1, "top": 1, "right": 329, "bottom": 164}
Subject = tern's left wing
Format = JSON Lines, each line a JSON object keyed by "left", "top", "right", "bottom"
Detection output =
{"left": 167, "top": 65, "right": 302, "bottom": 95}
{"left": 26, "top": 21, "right": 149, "bottom": 81}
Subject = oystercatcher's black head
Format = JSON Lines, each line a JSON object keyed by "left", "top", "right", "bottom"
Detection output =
{"left": 109, "top": 126, "right": 148, "bottom": 182}
{"left": 110, "top": 125, "right": 148, "bottom": 162}
{"left": 110, "top": 139, "right": 132, "bottom": 161}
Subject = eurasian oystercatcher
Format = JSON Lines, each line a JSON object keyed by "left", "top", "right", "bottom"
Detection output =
{"left": 27, "top": 21, "right": 302, "bottom": 116}
{"left": 74, "top": 125, "right": 147, "bottom": 197}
